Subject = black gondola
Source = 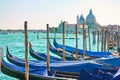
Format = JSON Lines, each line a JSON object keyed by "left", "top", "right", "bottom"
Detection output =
{"left": 6, "top": 46, "right": 44, "bottom": 67}
{"left": 3, "top": 54, "right": 120, "bottom": 80}
{"left": 5, "top": 46, "right": 120, "bottom": 80}
{"left": 53, "top": 38, "right": 111, "bottom": 58}
{"left": 6, "top": 47, "right": 119, "bottom": 74}
{"left": 49, "top": 41, "right": 76, "bottom": 60}
{"left": 1, "top": 57, "right": 75, "bottom": 80}
{"left": 6, "top": 46, "right": 81, "bottom": 78}
{"left": 29, "top": 43, "right": 62, "bottom": 61}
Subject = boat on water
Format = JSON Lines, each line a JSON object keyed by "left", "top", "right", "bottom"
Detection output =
{"left": 3, "top": 46, "right": 120, "bottom": 80}
{"left": 6, "top": 46, "right": 46, "bottom": 67}
{"left": 4, "top": 47, "right": 79, "bottom": 79}
{"left": 1, "top": 58, "right": 76, "bottom": 80}
{"left": 6, "top": 46, "right": 119, "bottom": 73}
{"left": 3, "top": 52, "right": 120, "bottom": 80}
{"left": 53, "top": 38, "right": 112, "bottom": 58}
{"left": 49, "top": 41, "right": 76, "bottom": 60}
{"left": 96, "top": 57, "right": 120, "bottom": 67}
{"left": 29, "top": 43, "right": 62, "bottom": 61}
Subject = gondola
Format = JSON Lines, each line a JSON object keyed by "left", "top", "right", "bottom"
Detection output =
{"left": 1, "top": 58, "right": 76, "bottom": 80}
{"left": 29, "top": 43, "right": 62, "bottom": 61}
{"left": 6, "top": 46, "right": 120, "bottom": 73}
{"left": 96, "top": 58, "right": 120, "bottom": 67}
{"left": 2, "top": 55, "right": 120, "bottom": 80}
{"left": 6, "top": 47, "right": 80, "bottom": 78}
{"left": 49, "top": 41, "right": 76, "bottom": 60}
{"left": 6, "top": 47, "right": 119, "bottom": 74}
{"left": 6, "top": 46, "right": 47, "bottom": 67}
{"left": 53, "top": 38, "right": 111, "bottom": 58}
{"left": 6, "top": 46, "right": 120, "bottom": 79}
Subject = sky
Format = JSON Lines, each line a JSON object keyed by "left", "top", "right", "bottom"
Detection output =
{"left": 0, "top": 0, "right": 120, "bottom": 30}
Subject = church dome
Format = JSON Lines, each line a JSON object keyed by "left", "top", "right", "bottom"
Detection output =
{"left": 79, "top": 14, "right": 85, "bottom": 24}
{"left": 79, "top": 14, "right": 85, "bottom": 22}
{"left": 86, "top": 9, "right": 96, "bottom": 22}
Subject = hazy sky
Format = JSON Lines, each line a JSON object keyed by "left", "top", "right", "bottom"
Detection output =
{"left": 0, "top": 0, "right": 120, "bottom": 30}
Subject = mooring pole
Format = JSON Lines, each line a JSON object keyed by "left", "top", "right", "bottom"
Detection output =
{"left": 97, "top": 30, "right": 99, "bottom": 52}
{"left": 0, "top": 47, "right": 3, "bottom": 71}
{"left": 107, "top": 30, "right": 110, "bottom": 52}
{"left": 75, "top": 24, "right": 78, "bottom": 60}
{"left": 92, "top": 31, "right": 96, "bottom": 44}
{"left": 37, "top": 31, "right": 39, "bottom": 39}
{"left": 82, "top": 24, "right": 86, "bottom": 58}
{"left": 111, "top": 27, "right": 114, "bottom": 51}
{"left": 24, "top": 21, "right": 29, "bottom": 80}
{"left": 46, "top": 24, "right": 50, "bottom": 70}
{"left": 111, "top": 27, "right": 114, "bottom": 42}
{"left": 62, "top": 22, "right": 66, "bottom": 61}
{"left": 101, "top": 28, "right": 104, "bottom": 52}
{"left": 105, "top": 28, "right": 108, "bottom": 51}
{"left": 88, "top": 27, "right": 91, "bottom": 51}
{"left": 103, "top": 30, "right": 107, "bottom": 51}
{"left": 117, "top": 26, "right": 120, "bottom": 52}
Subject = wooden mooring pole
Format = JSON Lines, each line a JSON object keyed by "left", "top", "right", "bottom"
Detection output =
{"left": 111, "top": 27, "right": 114, "bottom": 51}
{"left": 101, "top": 28, "right": 104, "bottom": 52}
{"left": 117, "top": 26, "right": 120, "bottom": 52}
{"left": 107, "top": 31, "right": 110, "bottom": 52}
{"left": 103, "top": 30, "right": 107, "bottom": 51}
{"left": 92, "top": 31, "right": 96, "bottom": 44}
{"left": 62, "top": 22, "right": 66, "bottom": 61}
{"left": 111, "top": 27, "right": 114, "bottom": 42}
{"left": 97, "top": 30, "right": 99, "bottom": 52}
{"left": 82, "top": 24, "right": 86, "bottom": 58}
{"left": 46, "top": 24, "right": 50, "bottom": 70}
{"left": 0, "top": 47, "right": 3, "bottom": 71}
{"left": 24, "top": 21, "right": 29, "bottom": 80}
{"left": 37, "top": 31, "right": 39, "bottom": 39}
{"left": 75, "top": 24, "right": 78, "bottom": 60}
{"left": 88, "top": 27, "right": 91, "bottom": 51}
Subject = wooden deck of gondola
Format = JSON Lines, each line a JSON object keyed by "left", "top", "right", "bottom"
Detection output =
{"left": 55, "top": 74, "right": 79, "bottom": 79}
{"left": 52, "top": 70, "right": 79, "bottom": 76}
{"left": 52, "top": 70, "right": 79, "bottom": 79}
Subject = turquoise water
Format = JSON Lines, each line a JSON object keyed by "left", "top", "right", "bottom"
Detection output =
{"left": 0, "top": 32, "right": 102, "bottom": 80}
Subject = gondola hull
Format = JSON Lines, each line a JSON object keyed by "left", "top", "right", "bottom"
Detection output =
{"left": 53, "top": 38, "right": 111, "bottom": 57}
{"left": 4, "top": 47, "right": 120, "bottom": 80}
{"left": 1, "top": 59, "right": 74, "bottom": 80}
{"left": 6, "top": 46, "right": 120, "bottom": 74}
{"left": 29, "top": 44, "right": 62, "bottom": 61}
{"left": 49, "top": 42, "right": 75, "bottom": 60}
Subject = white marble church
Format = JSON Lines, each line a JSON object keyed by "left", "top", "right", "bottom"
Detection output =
{"left": 57, "top": 9, "right": 100, "bottom": 33}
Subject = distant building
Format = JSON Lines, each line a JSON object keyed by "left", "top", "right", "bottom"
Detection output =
{"left": 57, "top": 9, "right": 100, "bottom": 33}
{"left": 101, "top": 25, "right": 119, "bottom": 32}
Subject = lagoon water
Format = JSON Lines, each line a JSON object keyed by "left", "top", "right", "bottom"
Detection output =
{"left": 0, "top": 32, "right": 100, "bottom": 80}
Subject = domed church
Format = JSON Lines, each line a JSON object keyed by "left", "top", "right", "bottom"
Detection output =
{"left": 57, "top": 9, "right": 100, "bottom": 33}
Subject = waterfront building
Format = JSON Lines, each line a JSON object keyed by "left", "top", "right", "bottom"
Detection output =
{"left": 57, "top": 9, "right": 100, "bottom": 33}
{"left": 101, "top": 25, "right": 119, "bottom": 32}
